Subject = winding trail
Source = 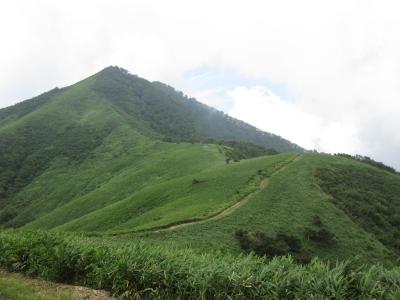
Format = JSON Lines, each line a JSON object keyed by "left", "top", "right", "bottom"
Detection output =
{"left": 151, "top": 154, "right": 303, "bottom": 233}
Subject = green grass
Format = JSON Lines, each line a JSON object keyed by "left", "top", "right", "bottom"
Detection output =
{"left": 0, "top": 63, "right": 400, "bottom": 290}
{"left": 21, "top": 141, "right": 223, "bottom": 230}
{"left": 124, "top": 154, "right": 398, "bottom": 265}
{"left": 0, "top": 89, "right": 293, "bottom": 233}
{"left": 11, "top": 150, "right": 399, "bottom": 266}
{"left": 0, "top": 65, "right": 298, "bottom": 235}
{"left": 55, "top": 153, "right": 294, "bottom": 233}
{"left": 16, "top": 144, "right": 291, "bottom": 232}
{"left": 1, "top": 230, "right": 400, "bottom": 299}
{"left": 3, "top": 127, "right": 399, "bottom": 265}
{"left": 0, "top": 66, "right": 301, "bottom": 230}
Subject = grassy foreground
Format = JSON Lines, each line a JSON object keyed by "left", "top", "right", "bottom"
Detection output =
{"left": 1, "top": 230, "right": 400, "bottom": 299}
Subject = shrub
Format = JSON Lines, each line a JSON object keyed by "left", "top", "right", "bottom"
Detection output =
{"left": 305, "top": 228, "right": 336, "bottom": 244}
{"left": 315, "top": 165, "right": 400, "bottom": 255}
{"left": 235, "top": 230, "right": 309, "bottom": 262}
{"left": 334, "top": 153, "right": 397, "bottom": 174}
{"left": 312, "top": 215, "right": 322, "bottom": 227}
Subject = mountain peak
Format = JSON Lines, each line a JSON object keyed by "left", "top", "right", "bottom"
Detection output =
{"left": 96, "top": 65, "right": 130, "bottom": 77}
{"left": 88, "top": 67, "right": 304, "bottom": 152}
{"left": 101, "top": 65, "right": 127, "bottom": 72}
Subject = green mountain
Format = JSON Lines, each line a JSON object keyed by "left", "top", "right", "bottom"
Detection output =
{"left": 0, "top": 66, "right": 301, "bottom": 226}
{"left": 0, "top": 66, "right": 400, "bottom": 266}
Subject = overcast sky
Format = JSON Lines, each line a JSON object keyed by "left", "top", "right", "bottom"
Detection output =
{"left": 1, "top": 0, "right": 399, "bottom": 170}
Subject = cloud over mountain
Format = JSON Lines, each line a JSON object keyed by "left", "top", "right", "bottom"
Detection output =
{"left": 0, "top": 0, "right": 399, "bottom": 169}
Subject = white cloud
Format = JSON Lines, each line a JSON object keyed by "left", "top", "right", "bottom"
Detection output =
{"left": 227, "top": 86, "right": 361, "bottom": 154}
{"left": 0, "top": 0, "right": 399, "bottom": 169}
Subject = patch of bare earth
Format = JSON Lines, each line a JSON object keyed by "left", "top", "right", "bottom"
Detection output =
{"left": 0, "top": 271, "right": 111, "bottom": 299}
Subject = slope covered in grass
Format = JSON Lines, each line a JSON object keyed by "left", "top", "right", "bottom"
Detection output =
{"left": 1, "top": 66, "right": 399, "bottom": 268}
{"left": 129, "top": 154, "right": 400, "bottom": 265}
{"left": 0, "top": 66, "right": 301, "bottom": 230}
{"left": 22, "top": 147, "right": 292, "bottom": 232}
{"left": 56, "top": 153, "right": 294, "bottom": 233}
{"left": 0, "top": 91, "right": 293, "bottom": 232}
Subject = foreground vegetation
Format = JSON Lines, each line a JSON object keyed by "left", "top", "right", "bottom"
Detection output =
{"left": 1, "top": 230, "right": 400, "bottom": 299}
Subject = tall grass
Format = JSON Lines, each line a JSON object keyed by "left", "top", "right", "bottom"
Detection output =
{"left": 0, "top": 230, "right": 399, "bottom": 299}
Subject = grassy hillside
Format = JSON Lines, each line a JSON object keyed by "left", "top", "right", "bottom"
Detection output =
{"left": 0, "top": 75, "right": 118, "bottom": 216}
{"left": 1, "top": 67, "right": 400, "bottom": 297}
{"left": 0, "top": 66, "right": 302, "bottom": 230}
{"left": 53, "top": 154, "right": 294, "bottom": 233}
{"left": 20, "top": 147, "right": 291, "bottom": 232}
{"left": 1, "top": 66, "right": 400, "bottom": 273}
{"left": 0, "top": 108, "right": 293, "bottom": 231}
{"left": 124, "top": 153, "right": 400, "bottom": 265}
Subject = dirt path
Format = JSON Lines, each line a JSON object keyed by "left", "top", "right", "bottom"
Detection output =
{"left": 153, "top": 154, "right": 302, "bottom": 232}
{"left": 0, "top": 271, "right": 111, "bottom": 300}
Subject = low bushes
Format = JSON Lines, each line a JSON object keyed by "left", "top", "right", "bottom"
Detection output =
{"left": 304, "top": 215, "right": 336, "bottom": 245}
{"left": 315, "top": 166, "right": 400, "bottom": 255}
{"left": 1, "top": 230, "right": 400, "bottom": 299}
{"left": 305, "top": 228, "right": 336, "bottom": 244}
{"left": 235, "top": 230, "right": 310, "bottom": 263}
{"left": 334, "top": 153, "right": 398, "bottom": 174}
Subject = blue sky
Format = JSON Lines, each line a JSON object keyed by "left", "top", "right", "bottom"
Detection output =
{"left": 183, "top": 65, "right": 293, "bottom": 111}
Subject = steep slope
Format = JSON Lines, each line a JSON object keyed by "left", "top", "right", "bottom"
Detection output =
{"left": 0, "top": 66, "right": 300, "bottom": 229}
{"left": 0, "top": 75, "right": 118, "bottom": 216}
{"left": 93, "top": 67, "right": 303, "bottom": 152}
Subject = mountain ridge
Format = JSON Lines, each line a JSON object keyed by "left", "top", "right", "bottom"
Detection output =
{"left": 93, "top": 66, "right": 304, "bottom": 152}
{"left": 0, "top": 66, "right": 304, "bottom": 152}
